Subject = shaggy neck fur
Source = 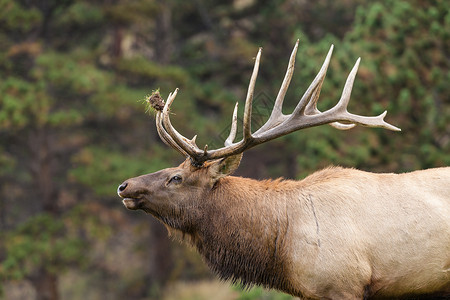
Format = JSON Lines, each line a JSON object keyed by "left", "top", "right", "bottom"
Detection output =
{"left": 191, "top": 176, "right": 304, "bottom": 294}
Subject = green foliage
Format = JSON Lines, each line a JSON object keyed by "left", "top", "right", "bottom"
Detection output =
{"left": 283, "top": 0, "right": 450, "bottom": 174}
{"left": 0, "top": 0, "right": 42, "bottom": 33}
{"left": 104, "top": 0, "right": 158, "bottom": 25}
{"left": 54, "top": 1, "right": 103, "bottom": 28}
{"left": 70, "top": 146, "right": 171, "bottom": 196}
{"left": 116, "top": 56, "right": 189, "bottom": 87}
{"left": 234, "top": 285, "right": 293, "bottom": 300}
{"left": 0, "top": 213, "right": 87, "bottom": 281}
{"left": 35, "top": 51, "right": 111, "bottom": 97}
{"left": 0, "top": 75, "right": 85, "bottom": 131}
{"left": 89, "top": 85, "right": 148, "bottom": 120}
{"left": 345, "top": 0, "right": 450, "bottom": 170}
{"left": 0, "top": 77, "right": 48, "bottom": 130}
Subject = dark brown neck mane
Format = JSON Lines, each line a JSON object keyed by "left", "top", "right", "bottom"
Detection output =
{"left": 179, "top": 176, "right": 303, "bottom": 294}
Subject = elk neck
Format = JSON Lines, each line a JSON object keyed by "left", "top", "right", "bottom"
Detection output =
{"left": 194, "top": 176, "right": 303, "bottom": 292}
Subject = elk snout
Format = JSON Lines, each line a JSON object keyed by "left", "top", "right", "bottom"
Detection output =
{"left": 117, "top": 180, "right": 144, "bottom": 210}
{"left": 117, "top": 182, "right": 128, "bottom": 196}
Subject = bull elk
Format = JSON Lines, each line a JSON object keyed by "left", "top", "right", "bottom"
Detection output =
{"left": 117, "top": 40, "right": 450, "bottom": 299}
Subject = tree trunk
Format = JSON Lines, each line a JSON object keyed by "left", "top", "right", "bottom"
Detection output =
{"left": 30, "top": 269, "right": 59, "bottom": 300}
{"left": 154, "top": 0, "right": 173, "bottom": 64}
{"left": 150, "top": 219, "right": 173, "bottom": 283}
{"left": 29, "top": 127, "right": 58, "bottom": 214}
{"left": 112, "top": 26, "right": 123, "bottom": 58}
{"left": 146, "top": 218, "right": 173, "bottom": 297}
{"left": 28, "top": 128, "right": 60, "bottom": 300}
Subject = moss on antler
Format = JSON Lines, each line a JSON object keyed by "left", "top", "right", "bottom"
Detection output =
{"left": 144, "top": 89, "right": 165, "bottom": 113}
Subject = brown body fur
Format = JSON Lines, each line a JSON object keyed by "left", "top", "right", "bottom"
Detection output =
{"left": 118, "top": 160, "right": 450, "bottom": 300}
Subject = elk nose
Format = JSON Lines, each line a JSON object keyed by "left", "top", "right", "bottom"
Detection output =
{"left": 117, "top": 182, "right": 128, "bottom": 196}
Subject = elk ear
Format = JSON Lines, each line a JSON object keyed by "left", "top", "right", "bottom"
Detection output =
{"left": 209, "top": 154, "right": 243, "bottom": 180}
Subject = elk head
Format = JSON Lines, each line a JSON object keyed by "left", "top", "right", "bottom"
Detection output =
{"left": 117, "top": 40, "right": 400, "bottom": 221}
{"left": 117, "top": 155, "right": 242, "bottom": 231}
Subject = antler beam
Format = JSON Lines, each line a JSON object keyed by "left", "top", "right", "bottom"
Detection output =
{"left": 154, "top": 40, "right": 400, "bottom": 166}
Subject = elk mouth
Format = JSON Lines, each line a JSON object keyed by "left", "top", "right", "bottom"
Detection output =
{"left": 122, "top": 198, "right": 144, "bottom": 210}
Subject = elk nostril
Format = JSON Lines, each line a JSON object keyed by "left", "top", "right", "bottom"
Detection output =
{"left": 118, "top": 182, "right": 128, "bottom": 194}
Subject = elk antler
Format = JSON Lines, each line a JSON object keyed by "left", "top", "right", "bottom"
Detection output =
{"left": 154, "top": 40, "right": 401, "bottom": 166}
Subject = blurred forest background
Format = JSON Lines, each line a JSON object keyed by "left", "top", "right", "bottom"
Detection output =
{"left": 0, "top": 0, "right": 448, "bottom": 299}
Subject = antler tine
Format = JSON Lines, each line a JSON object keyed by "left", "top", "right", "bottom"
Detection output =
{"left": 303, "top": 45, "right": 333, "bottom": 116}
{"left": 256, "top": 40, "right": 299, "bottom": 134}
{"left": 327, "top": 57, "right": 401, "bottom": 131}
{"left": 301, "top": 46, "right": 356, "bottom": 130}
{"left": 292, "top": 44, "right": 334, "bottom": 117}
{"left": 323, "top": 57, "right": 359, "bottom": 130}
{"left": 154, "top": 91, "right": 190, "bottom": 157}
{"left": 275, "top": 40, "right": 299, "bottom": 115}
{"left": 334, "top": 57, "right": 361, "bottom": 113}
{"left": 243, "top": 48, "right": 262, "bottom": 140}
{"left": 156, "top": 110, "right": 190, "bottom": 157}
{"left": 161, "top": 89, "right": 205, "bottom": 160}
{"left": 225, "top": 102, "right": 239, "bottom": 146}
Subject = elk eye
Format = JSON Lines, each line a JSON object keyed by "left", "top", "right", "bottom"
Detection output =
{"left": 168, "top": 175, "right": 182, "bottom": 184}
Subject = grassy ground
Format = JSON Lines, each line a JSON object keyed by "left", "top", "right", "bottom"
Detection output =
{"left": 162, "top": 280, "right": 296, "bottom": 300}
